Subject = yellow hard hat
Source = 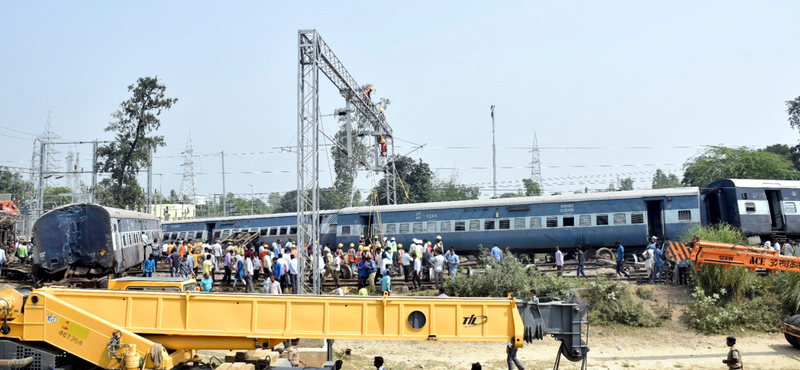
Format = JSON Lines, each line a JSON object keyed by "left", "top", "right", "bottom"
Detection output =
{"left": 337, "top": 243, "right": 343, "bottom": 248}
{"left": 374, "top": 235, "right": 379, "bottom": 239}
{"left": 379, "top": 108, "right": 384, "bottom": 113}
{"left": 380, "top": 138, "right": 386, "bottom": 143}
{"left": 370, "top": 86, "right": 375, "bottom": 92}
{"left": 360, "top": 235, "right": 364, "bottom": 238}
{"left": 291, "top": 245, "right": 296, "bottom": 248}
{"left": 398, "top": 244, "right": 403, "bottom": 248}
{"left": 350, "top": 243, "right": 355, "bottom": 247}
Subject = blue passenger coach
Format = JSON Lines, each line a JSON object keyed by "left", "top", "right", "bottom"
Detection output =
{"left": 337, "top": 188, "right": 700, "bottom": 255}
{"left": 162, "top": 211, "right": 338, "bottom": 247}
{"left": 702, "top": 179, "right": 800, "bottom": 242}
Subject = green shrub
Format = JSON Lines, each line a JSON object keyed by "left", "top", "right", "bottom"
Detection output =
{"left": 685, "top": 288, "right": 787, "bottom": 334}
{"left": 584, "top": 277, "right": 661, "bottom": 327}
{"left": 774, "top": 271, "right": 800, "bottom": 314}
{"left": 680, "top": 223, "right": 745, "bottom": 245}
{"left": 636, "top": 287, "right": 654, "bottom": 300}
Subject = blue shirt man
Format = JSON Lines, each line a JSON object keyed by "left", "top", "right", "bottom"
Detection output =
{"left": 380, "top": 272, "right": 391, "bottom": 293}
{"left": 201, "top": 277, "right": 213, "bottom": 292}
{"left": 491, "top": 244, "right": 502, "bottom": 262}
{"left": 143, "top": 257, "right": 156, "bottom": 277}
{"left": 448, "top": 253, "right": 459, "bottom": 278}
{"left": 617, "top": 245, "right": 625, "bottom": 262}
{"left": 367, "top": 260, "right": 377, "bottom": 274}
{"left": 653, "top": 247, "right": 664, "bottom": 266}
{"left": 358, "top": 261, "right": 367, "bottom": 277}
{"left": 273, "top": 259, "right": 283, "bottom": 279}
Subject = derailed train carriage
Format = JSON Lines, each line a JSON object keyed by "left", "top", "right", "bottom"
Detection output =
{"left": 32, "top": 203, "right": 160, "bottom": 281}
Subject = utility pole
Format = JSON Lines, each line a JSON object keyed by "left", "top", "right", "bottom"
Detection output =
{"left": 249, "top": 184, "right": 254, "bottom": 215}
{"left": 91, "top": 140, "right": 98, "bottom": 203}
{"left": 221, "top": 151, "right": 227, "bottom": 216}
{"left": 491, "top": 105, "right": 497, "bottom": 199}
{"left": 38, "top": 141, "right": 45, "bottom": 217}
{"left": 147, "top": 146, "right": 154, "bottom": 213}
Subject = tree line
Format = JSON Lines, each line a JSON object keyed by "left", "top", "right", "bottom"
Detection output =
{"left": 3, "top": 80, "right": 800, "bottom": 212}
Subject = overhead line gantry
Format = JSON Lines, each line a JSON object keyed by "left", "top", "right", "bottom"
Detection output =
{"left": 297, "top": 29, "right": 397, "bottom": 295}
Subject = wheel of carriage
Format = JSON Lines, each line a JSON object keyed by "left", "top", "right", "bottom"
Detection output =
{"left": 585, "top": 248, "right": 597, "bottom": 260}
{"left": 340, "top": 265, "right": 353, "bottom": 280}
{"left": 595, "top": 247, "right": 615, "bottom": 263}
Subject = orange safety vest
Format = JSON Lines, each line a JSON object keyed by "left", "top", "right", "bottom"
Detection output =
{"left": 397, "top": 249, "right": 404, "bottom": 263}
{"left": 179, "top": 245, "right": 186, "bottom": 257}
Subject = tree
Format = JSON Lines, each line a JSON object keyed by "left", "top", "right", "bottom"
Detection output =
{"left": 95, "top": 77, "right": 177, "bottom": 209}
{"left": 332, "top": 85, "right": 391, "bottom": 205}
{"left": 619, "top": 178, "right": 634, "bottom": 191}
{"left": 521, "top": 178, "right": 542, "bottom": 196}
{"left": 43, "top": 186, "right": 74, "bottom": 210}
{"left": 0, "top": 168, "right": 31, "bottom": 200}
{"left": 373, "top": 156, "right": 433, "bottom": 205}
{"left": 682, "top": 146, "right": 798, "bottom": 188}
{"left": 429, "top": 171, "right": 479, "bottom": 202}
{"left": 787, "top": 95, "right": 800, "bottom": 132}
{"left": 275, "top": 188, "right": 344, "bottom": 213}
{"left": 651, "top": 169, "right": 681, "bottom": 189}
{"left": 498, "top": 192, "right": 521, "bottom": 198}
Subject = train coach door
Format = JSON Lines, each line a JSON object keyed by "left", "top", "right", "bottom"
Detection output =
{"left": 645, "top": 200, "right": 665, "bottom": 240}
{"left": 205, "top": 223, "right": 215, "bottom": 243}
{"left": 765, "top": 189, "right": 785, "bottom": 231}
{"left": 360, "top": 216, "right": 372, "bottom": 239}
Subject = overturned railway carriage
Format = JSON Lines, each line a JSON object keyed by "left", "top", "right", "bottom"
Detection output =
{"left": 337, "top": 188, "right": 701, "bottom": 255}
{"left": 161, "top": 210, "right": 338, "bottom": 247}
{"left": 32, "top": 204, "right": 160, "bottom": 280}
{"left": 702, "top": 179, "right": 800, "bottom": 243}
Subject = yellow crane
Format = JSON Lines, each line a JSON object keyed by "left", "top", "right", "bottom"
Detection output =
{"left": 0, "top": 284, "right": 589, "bottom": 370}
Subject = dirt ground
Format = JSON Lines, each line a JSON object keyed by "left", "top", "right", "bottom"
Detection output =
{"left": 331, "top": 284, "right": 800, "bottom": 370}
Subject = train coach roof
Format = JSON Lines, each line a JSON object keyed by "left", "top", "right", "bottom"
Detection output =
{"left": 40, "top": 203, "right": 159, "bottom": 221}
{"left": 339, "top": 187, "right": 699, "bottom": 214}
{"left": 161, "top": 209, "right": 336, "bottom": 225}
{"left": 704, "top": 179, "right": 800, "bottom": 190}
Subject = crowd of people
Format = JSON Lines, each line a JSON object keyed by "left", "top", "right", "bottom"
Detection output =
{"left": 142, "top": 234, "right": 465, "bottom": 295}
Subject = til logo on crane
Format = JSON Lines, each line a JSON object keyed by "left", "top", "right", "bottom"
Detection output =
{"left": 462, "top": 314, "right": 488, "bottom": 327}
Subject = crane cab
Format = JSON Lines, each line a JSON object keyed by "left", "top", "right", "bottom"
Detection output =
{"left": 108, "top": 277, "right": 199, "bottom": 292}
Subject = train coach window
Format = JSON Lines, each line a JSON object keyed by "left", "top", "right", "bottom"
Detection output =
{"left": 499, "top": 219, "right": 511, "bottom": 229}
{"left": 469, "top": 220, "right": 480, "bottom": 231}
{"left": 427, "top": 222, "right": 437, "bottom": 232}
{"left": 678, "top": 210, "right": 692, "bottom": 221}
{"left": 440, "top": 221, "right": 451, "bottom": 232}
{"left": 529, "top": 217, "right": 542, "bottom": 229}
{"left": 484, "top": 220, "right": 496, "bottom": 230}
{"left": 195, "top": 232, "right": 203, "bottom": 239}
{"left": 327, "top": 224, "right": 337, "bottom": 234}
{"left": 413, "top": 223, "right": 423, "bottom": 233}
{"left": 400, "top": 223, "right": 410, "bottom": 233}
{"left": 341, "top": 226, "right": 350, "bottom": 236}
{"left": 269, "top": 228, "right": 278, "bottom": 236}
{"left": 373, "top": 224, "right": 382, "bottom": 235}
{"left": 579, "top": 215, "right": 591, "bottom": 227}
{"left": 745, "top": 202, "right": 756, "bottom": 214}
{"left": 562, "top": 217, "right": 574, "bottom": 227}
{"left": 613, "top": 213, "right": 626, "bottom": 225}
{"left": 546, "top": 217, "right": 558, "bottom": 228}
{"left": 386, "top": 224, "right": 397, "bottom": 234}
{"left": 279, "top": 227, "right": 288, "bottom": 235}
{"left": 631, "top": 213, "right": 644, "bottom": 224}
{"left": 213, "top": 231, "right": 221, "bottom": 239}
{"left": 290, "top": 227, "right": 298, "bottom": 234}
{"left": 786, "top": 202, "right": 797, "bottom": 214}
{"left": 596, "top": 214, "right": 609, "bottom": 226}
{"left": 260, "top": 228, "right": 269, "bottom": 236}
{"left": 514, "top": 218, "right": 526, "bottom": 229}
{"left": 455, "top": 221, "right": 466, "bottom": 231}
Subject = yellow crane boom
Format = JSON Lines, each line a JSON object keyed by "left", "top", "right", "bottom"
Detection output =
{"left": 0, "top": 287, "right": 589, "bottom": 370}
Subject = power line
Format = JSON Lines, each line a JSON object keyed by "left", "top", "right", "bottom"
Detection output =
{"left": 0, "top": 125, "right": 38, "bottom": 137}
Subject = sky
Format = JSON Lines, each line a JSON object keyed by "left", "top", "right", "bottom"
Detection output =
{"left": 2, "top": 0, "right": 800, "bottom": 204}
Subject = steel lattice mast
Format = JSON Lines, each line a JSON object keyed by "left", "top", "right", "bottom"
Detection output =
{"left": 531, "top": 132, "right": 543, "bottom": 191}
{"left": 297, "top": 29, "right": 395, "bottom": 294}
{"left": 178, "top": 131, "right": 198, "bottom": 204}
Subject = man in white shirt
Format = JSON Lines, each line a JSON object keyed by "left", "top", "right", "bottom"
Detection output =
{"left": 431, "top": 250, "right": 445, "bottom": 290}
{"left": 412, "top": 252, "right": 422, "bottom": 290}
{"left": 331, "top": 252, "right": 342, "bottom": 286}
{"left": 555, "top": 246, "right": 564, "bottom": 277}
{"left": 0, "top": 247, "right": 6, "bottom": 277}
{"left": 244, "top": 256, "right": 255, "bottom": 293}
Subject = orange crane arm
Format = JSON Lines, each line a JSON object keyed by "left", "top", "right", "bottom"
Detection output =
{"left": 690, "top": 241, "right": 800, "bottom": 273}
